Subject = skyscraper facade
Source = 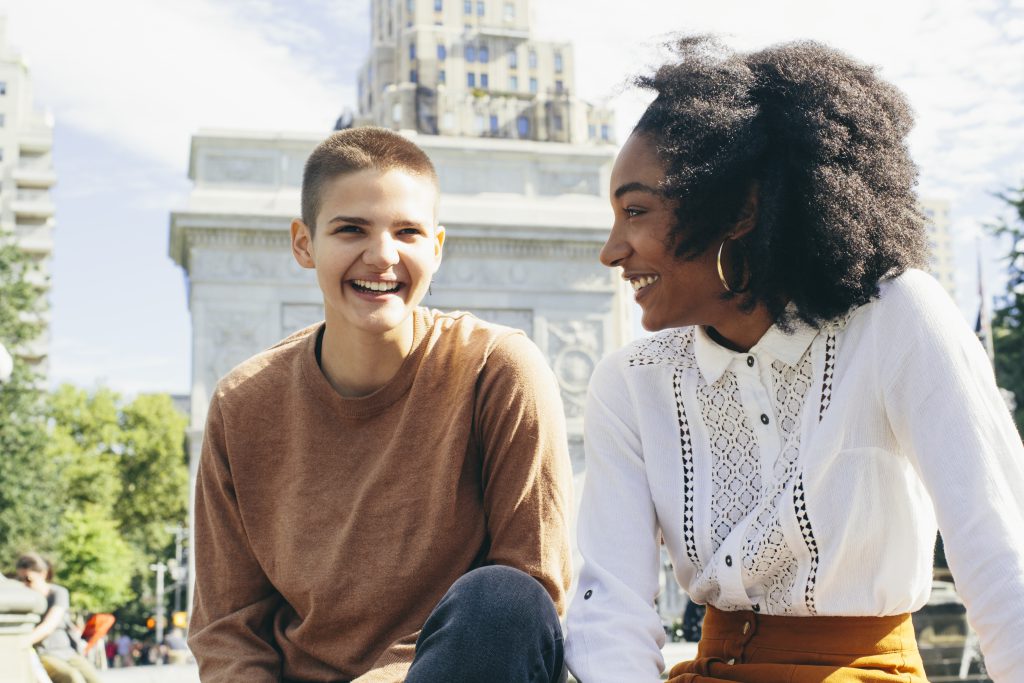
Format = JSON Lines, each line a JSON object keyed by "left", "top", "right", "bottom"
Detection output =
{"left": 0, "top": 17, "right": 56, "bottom": 376}
{"left": 357, "top": 0, "right": 614, "bottom": 143}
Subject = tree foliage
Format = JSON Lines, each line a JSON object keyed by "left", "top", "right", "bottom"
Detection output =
{"left": 0, "top": 235, "right": 58, "bottom": 563}
{"left": 989, "top": 185, "right": 1024, "bottom": 434}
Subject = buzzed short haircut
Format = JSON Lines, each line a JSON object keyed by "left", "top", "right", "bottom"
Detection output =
{"left": 301, "top": 127, "right": 440, "bottom": 233}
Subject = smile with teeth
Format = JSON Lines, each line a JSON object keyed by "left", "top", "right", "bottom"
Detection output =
{"left": 351, "top": 279, "right": 402, "bottom": 293}
{"left": 630, "top": 275, "right": 659, "bottom": 292}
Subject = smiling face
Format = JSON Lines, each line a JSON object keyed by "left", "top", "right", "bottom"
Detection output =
{"left": 602, "top": 133, "right": 726, "bottom": 332}
{"left": 291, "top": 168, "right": 444, "bottom": 342}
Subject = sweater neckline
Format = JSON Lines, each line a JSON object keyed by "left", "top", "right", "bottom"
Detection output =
{"left": 301, "top": 309, "right": 432, "bottom": 418}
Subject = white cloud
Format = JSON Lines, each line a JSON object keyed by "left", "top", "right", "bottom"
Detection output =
{"left": 3, "top": 0, "right": 363, "bottom": 170}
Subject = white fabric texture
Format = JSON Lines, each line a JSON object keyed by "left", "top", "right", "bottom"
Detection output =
{"left": 564, "top": 269, "right": 1024, "bottom": 683}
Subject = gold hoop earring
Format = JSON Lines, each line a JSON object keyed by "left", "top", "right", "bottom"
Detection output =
{"left": 716, "top": 237, "right": 751, "bottom": 294}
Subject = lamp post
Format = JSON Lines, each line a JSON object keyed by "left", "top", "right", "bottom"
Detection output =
{"left": 149, "top": 562, "right": 167, "bottom": 647}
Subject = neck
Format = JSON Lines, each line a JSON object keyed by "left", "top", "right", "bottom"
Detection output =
{"left": 705, "top": 302, "right": 775, "bottom": 353}
{"left": 319, "top": 315, "right": 417, "bottom": 398}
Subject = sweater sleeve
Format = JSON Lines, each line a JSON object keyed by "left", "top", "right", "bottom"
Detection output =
{"left": 188, "top": 390, "right": 283, "bottom": 682}
{"left": 564, "top": 353, "right": 665, "bottom": 683}
{"left": 879, "top": 271, "right": 1024, "bottom": 683}
{"left": 475, "top": 332, "right": 574, "bottom": 614}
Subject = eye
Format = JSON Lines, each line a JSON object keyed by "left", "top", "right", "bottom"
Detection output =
{"left": 332, "top": 224, "right": 363, "bottom": 234}
{"left": 624, "top": 207, "right": 645, "bottom": 218}
{"left": 397, "top": 227, "right": 425, "bottom": 236}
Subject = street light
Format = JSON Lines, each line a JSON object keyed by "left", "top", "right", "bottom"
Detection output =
{"left": 148, "top": 562, "right": 167, "bottom": 647}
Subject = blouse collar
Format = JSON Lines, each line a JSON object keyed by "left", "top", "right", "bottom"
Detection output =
{"left": 693, "top": 317, "right": 820, "bottom": 385}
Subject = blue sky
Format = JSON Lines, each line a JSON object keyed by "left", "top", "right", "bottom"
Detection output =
{"left": 3, "top": 0, "right": 1023, "bottom": 395}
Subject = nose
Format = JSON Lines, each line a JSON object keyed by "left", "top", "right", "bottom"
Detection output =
{"left": 363, "top": 232, "right": 400, "bottom": 269}
{"left": 599, "top": 220, "right": 630, "bottom": 268}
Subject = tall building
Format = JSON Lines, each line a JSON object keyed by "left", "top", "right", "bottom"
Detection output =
{"left": 0, "top": 16, "right": 56, "bottom": 375}
{"left": 921, "top": 198, "right": 956, "bottom": 300}
{"left": 357, "top": 0, "right": 614, "bottom": 143}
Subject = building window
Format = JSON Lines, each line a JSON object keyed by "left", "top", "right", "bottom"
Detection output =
{"left": 475, "top": 114, "right": 486, "bottom": 133}
{"left": 434, "top": 0, "right": 443, "bottom": 10}
{"left": 517, "top": 115, "right": 529, "bottom": 137}
{"left": 528, "top": 51, "right": 537, "bottom": 68}
{"left": 437, "top": 43, "right": 447, "bottom": 60}
{"left": 588, "top": 124, "right": 596, "bottom": 139}
{"left": 503, "top": 2, "right": 515, "bottom": 20}
{"left": 555, "top": 80, "right": 564, "bottom": 94}
{"left": 464, "top": 0, "right": 472, "bottom": 12}
{"left": 479, "top": 45, "right": 489, "bottom": 63}
{"left": 410, "top": 42, "right": 417, "bottom": 59}
{"left": 480, "top": 73, "right": 489, "bottom": 88}
{"left": 601, "top": 124, "right": 610, "bottom": 141}
{"left": 529, "top": 77, "right": 538, "bottom": 93}
{"left": 0, "top": 81, "right": 6, "bottom": 96}
{"left": 465, "top": 45, "right": 476, "bottom": 62}
{"left": 553, "top": 114, "right": 563, "bottom": 131}
{"left": 439, "top": 69, "right": 446, "bottom": 83}
{"left": 554, "top": 52, "right": 563, "bottom": 73}
{"left": 467, "top": 72, "right": 476, "bottom": 87}
{"left": 490, "top": 114, "right": 499, "bottom": 133}
{"left": 509, "top": 75, "right": 518, "bottom": 90}
{"left": 0, "top": 113, "right": 5, "bottom": 127}
{"left": 410, "top": 69, "right": 419, "bottom": 83}
{"left": 407, "top": 0, "right": 414, "bottom": 14}
{"left": 477, "top": 0, "right": 485, "bottom": 16}
{"left": 507, "top": 49, "right": 517, "bottom": 69}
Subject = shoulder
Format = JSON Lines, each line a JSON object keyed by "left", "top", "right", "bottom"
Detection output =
{"left": 48, "top": 584, "right": 70, "bottom": 606}
{"left": 856, "top": 268, "right": 962, "bottom": 330}
{"left": 213, "top": 323, "right": 319, "bottom": 406}
{"left": 425, "top": 309, "right": 537, "bottom": 367}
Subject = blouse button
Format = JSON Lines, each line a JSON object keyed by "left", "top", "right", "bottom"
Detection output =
{"left": 746, "top": 356, "right": 754, "bottom": 367}
{"left": 725, "top": 555, "right": 733, "bottom": 567}
{"left": 584, "top": 589, "right": 593, "bottom": 600}
{"left": 760, "top": 414, "right": 769, "bottom": 425}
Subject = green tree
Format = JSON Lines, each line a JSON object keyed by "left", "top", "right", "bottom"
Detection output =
{"left": 56, "top": 505, "right": 135, "bottom": 613}
{"left": 0, "top": 234, "right": 59, "bottom": 563}
{"left": 989, "top": 185, "right": 1024, "bottom": 434}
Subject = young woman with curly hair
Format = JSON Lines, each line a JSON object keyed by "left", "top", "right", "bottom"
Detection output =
{"left": 564, "top": 37, "right": 1024, "bottom": 683}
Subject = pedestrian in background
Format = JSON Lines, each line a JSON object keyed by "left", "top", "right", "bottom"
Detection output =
{"left": 15, "top": 553, "right": 101, "bottom": 683}
{"left": 565, "top": 36, "right": 1024, "bottom": 683}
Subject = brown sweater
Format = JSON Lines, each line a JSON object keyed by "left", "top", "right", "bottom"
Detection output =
{"left": 189, "top": 309, "right": 573, "bottom": 683}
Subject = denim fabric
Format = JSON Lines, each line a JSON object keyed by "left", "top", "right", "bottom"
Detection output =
{"left": 406, "top": 565, "right": 564, "bottom": 683}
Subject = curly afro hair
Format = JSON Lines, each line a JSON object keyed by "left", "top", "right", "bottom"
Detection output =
{"left": 632, "top": 36, "right": 928, "bottom": 327}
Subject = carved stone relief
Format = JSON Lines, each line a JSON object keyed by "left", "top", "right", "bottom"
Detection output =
{"left": 203, "top": 154, "right": 277, "bottom": 185}
{"left": 547, "top": 319, "right": 603, "bottom": 418}
{"left": 281, "top": 303, "right": 325, "bottom": 339}
{"left": 202, "top": 308, "right": 268, "bottom": 387}
{"left": 191, "top": 250, "right": 311, "bottom": 283}
{"left": 433, "top": 258, "right": 611, "bottom": 292}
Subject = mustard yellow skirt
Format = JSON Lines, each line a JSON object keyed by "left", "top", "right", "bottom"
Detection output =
{"left": 667, "top": 606, "right": 928, "bottom": 682}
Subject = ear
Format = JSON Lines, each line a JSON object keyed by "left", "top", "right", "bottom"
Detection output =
{"left": 731, "top": 181, "right": 760, "bottom": 239}
{"left": 432, "top": 224, "right": 446, "bottom": 270}
{"left": 291, "top": 218, "right": 316, "bottom": 269}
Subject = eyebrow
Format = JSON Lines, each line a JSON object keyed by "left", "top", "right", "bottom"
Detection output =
{"left": 613, "top": 182, "right": 663, "bottom": 199}
{"left": 326, "top": 215, "right": 426, "bottom": 229}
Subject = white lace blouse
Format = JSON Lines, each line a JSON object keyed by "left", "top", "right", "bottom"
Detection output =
{"left": 564, "top": 269, "right": 1024, "bottom": 683}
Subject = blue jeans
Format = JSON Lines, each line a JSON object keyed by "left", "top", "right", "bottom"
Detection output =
{"left": 405, "top": 565, "right": 565, "bottom": 683}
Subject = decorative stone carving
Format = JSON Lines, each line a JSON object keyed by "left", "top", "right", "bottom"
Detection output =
{"left": 433, "top": 257, "right": 612, "bottom": 292}
{"left": 547, "top": 319, "right": 603, "bottom": 418}
{"left": 203, "top": 154, "right": 277, "bottom": 185}
{"left": 281, "top": 303, "right": 325, "bottom": 338}
{"left": 537, "top": 170, "right": 600, "bottom": 196}
{"left": 191, "top": 249, "right": 312, "bottom": 283}
{"left": 203, "top": 308, "right": 267, "bottom": 386}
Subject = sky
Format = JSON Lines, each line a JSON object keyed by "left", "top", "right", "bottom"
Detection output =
{"left": 2, "top": 0, "right": 1023, "bottom": 396}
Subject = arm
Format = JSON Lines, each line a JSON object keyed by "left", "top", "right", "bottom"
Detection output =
{"left": 27, "top": 590, "right": 66, "bottom": 646}
{"left": 565, "top": 355, "right": 665, "bottom": 683}
{"left": 187, "top": 391, "right": 283, "bottom": 682}
{"left": 880, "top": 272, "right": 1024, "bottom": 682}
{"left": 475, "top": 332, "right": 574, "bottom": 613}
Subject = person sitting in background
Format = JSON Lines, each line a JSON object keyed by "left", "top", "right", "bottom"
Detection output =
{"left": 16, "top": 552, "right": 101, "bottom": 683}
